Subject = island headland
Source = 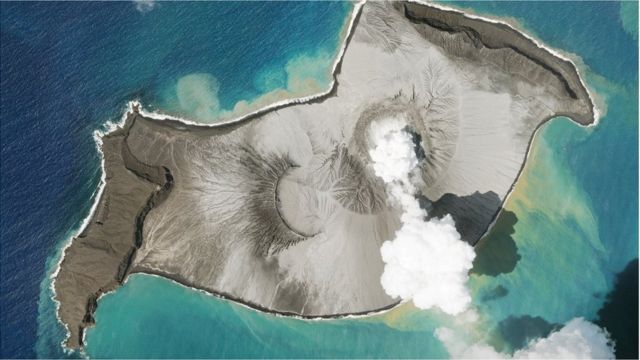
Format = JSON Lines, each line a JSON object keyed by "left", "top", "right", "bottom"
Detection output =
{"left": 53, "top": 1, "right": 596, "bottom": 349}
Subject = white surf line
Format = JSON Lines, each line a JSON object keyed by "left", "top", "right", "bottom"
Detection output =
{"left": 49, "top": 1, "right": 365, "bottom": 351}
{"left": 409, "top": 0, "right": 601, "bottom": 127}
{"left": 48, "top": 104, "right": 133, "bottom": 352}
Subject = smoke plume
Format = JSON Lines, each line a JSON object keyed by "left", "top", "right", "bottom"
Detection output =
{"left": 369, "top": 118, "right": 476, "bottom": 315}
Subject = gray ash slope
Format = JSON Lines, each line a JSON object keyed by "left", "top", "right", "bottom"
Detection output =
{"left": 54, "top": 1, "right": 595, "bottom": 349}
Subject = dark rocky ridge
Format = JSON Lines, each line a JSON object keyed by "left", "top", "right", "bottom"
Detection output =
{"left": 54, "top": 113, "right": 173, "bottom": 348}
{"left": 402, "top": 2, "right": 595, "bottom": 126}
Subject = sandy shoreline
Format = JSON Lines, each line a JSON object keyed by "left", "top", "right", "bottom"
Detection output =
{"left": 50, "top": 0, "right": 598, "bottom": 351}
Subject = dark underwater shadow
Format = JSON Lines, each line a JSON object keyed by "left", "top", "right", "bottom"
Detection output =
{"left": 480, "top": 284, "right": 509, "bottom": 302}
{"left": 489, "top": 315, "right": 560, "bottom": 354}
{"left": 596, "top": 258, "right": 639, "bottom": 359}
{"left": 422, "top": 191, "right": 502, "bottom": 246}
{"left": 420, "top": 191, "right": 521, "bottom": 276}
{"left": 471, "top": 209, "right": 521, "bottom": 276}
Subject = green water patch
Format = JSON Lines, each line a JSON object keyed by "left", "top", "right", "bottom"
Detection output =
{"left": 620, "top": 1, "right": 638, "bottom": 40}
{"left": 470, "top": 119, "right": 610, "bottom": 325}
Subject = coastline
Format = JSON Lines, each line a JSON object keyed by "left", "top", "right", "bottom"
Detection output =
{"left": 48, "top": 106, "right": 133, "bottom": 352}
{"left": 130, "top": 269, "right": 401, "bottom": 322}
{"left": 135, "top": 0, "right": 366, "bottom": 130}
{"left": 48, "top": 0, "right": 600, "bottom": 351}
{"left": 136, "top": 0, "right": 600, "bottom": 131}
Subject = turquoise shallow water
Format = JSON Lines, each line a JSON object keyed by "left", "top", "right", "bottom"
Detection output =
{"left": 85, "top": 275, "right": 448, "bottom": 359}
{"left": 28, "top": 1, "right": 637, "bottom": 358}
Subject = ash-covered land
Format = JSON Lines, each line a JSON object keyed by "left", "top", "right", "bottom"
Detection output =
{"left": 54, "top": 1, "right": 595, "bottom": 349}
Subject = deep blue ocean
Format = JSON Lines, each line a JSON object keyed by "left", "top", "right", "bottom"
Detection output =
{"left": 1, "top": 1, "right": 637, "bottom": 358}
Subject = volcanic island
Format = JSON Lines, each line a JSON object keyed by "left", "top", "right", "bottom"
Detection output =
{"left": 54, "top": 1, "right": 596, "bottom": 349}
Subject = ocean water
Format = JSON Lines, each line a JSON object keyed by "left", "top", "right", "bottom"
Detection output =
{"left": 0, "top": 1, "right": 636, "bottom": 359}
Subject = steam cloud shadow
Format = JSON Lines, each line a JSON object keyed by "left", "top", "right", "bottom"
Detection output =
{"left": 472, "top": 209, "right": 521, "bottom": 276}
{"left": 419, "top": 191, "right": 521, "bottom": 276}
{"left": 489, "top": 315, "right": 560, "bottom": 354}
{"left": 596, "top": 258, "right": 639, "bottom": 359}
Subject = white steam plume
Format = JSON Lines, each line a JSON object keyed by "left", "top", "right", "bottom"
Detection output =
{"left": 368, "top": 118, "right": 476, "bottom": 315}
{"left": 436, "top": 317, "right": 615, "bottom": 359}
{"left": 134, "top": 0, "right": 155, "bottom": 13}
